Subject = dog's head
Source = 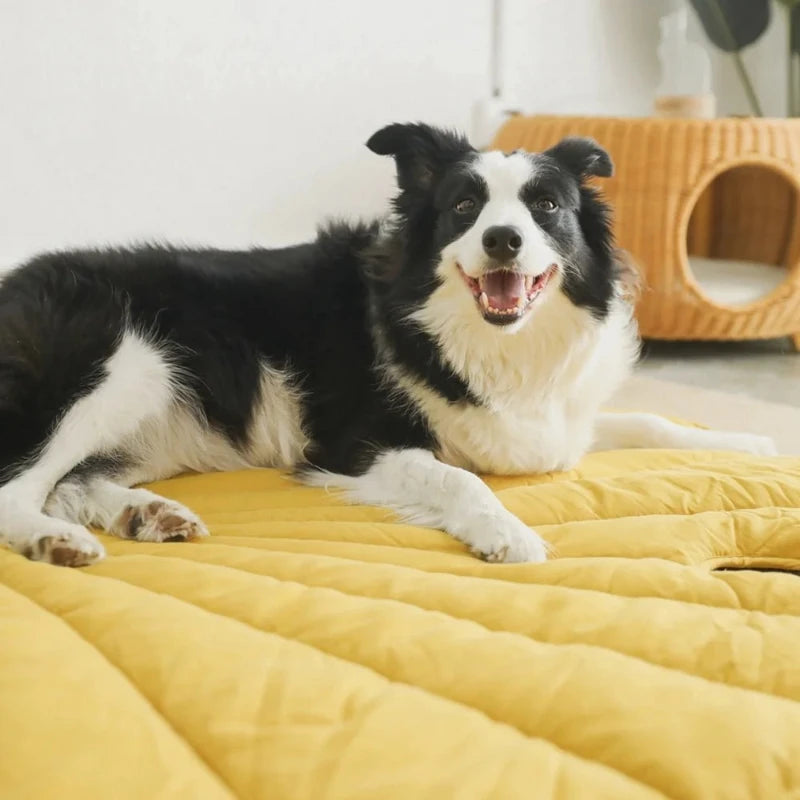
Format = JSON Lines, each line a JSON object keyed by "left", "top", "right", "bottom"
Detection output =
{"left": 367, "top": 122, "right": 616, "bottom": 334}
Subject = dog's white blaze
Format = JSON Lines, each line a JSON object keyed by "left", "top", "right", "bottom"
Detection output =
{"left": 442, "top": 151, "right": 561, "bottom": 282}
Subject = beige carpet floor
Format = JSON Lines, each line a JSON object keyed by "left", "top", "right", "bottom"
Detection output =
{"left": 610, "top": 374, "right": 800, "bottom": 456}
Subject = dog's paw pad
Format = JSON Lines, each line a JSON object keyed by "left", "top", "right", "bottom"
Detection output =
{"left": 24, "top": 529, "right": 105, "bottom": 567}
{"left": 475, "top": 544, "right": 510, "bottom": 563}
{"left": 116, "top": 499, "right": 209, "bottom": 543}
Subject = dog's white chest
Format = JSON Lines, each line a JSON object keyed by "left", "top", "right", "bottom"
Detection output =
{"left": 401, "top": 301, "right": 638, "bottom": 476}
{"left": 429, "top": 400, "right": 595, "bottom": 475}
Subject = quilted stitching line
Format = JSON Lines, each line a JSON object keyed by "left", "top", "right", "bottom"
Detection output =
{"left": 3, "top": 580, "right": 238, "bottom": 800}
{"left": 4, "top": 558, "right": 662, "bottom": 799}
{"left": 102, "top": 553, "right": 800, "bottom": 706}
{"left": 136, "top": 540, "right": 799, "bottom": 617}
{"left": 94, "top": 559, "right": 671, "bottom": 800}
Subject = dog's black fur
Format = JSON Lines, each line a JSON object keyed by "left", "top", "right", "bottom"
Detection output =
{"left": 0, "top": 123, "right": 616, "bottom": 485}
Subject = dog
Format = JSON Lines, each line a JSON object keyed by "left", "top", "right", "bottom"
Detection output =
{"left": 0, "top": 122, "right": 776, "bottom": 567}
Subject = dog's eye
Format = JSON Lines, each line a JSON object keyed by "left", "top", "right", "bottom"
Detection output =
{"left": 534, "top": 198, "right": 558, "bottom": 212}
{"left": 454, "top": 198, "right": 476, "bottom": 214}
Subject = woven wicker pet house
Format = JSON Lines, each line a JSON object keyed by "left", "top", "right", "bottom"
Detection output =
{"left": 492, "top": 115, "right": 800, "bottom": 347}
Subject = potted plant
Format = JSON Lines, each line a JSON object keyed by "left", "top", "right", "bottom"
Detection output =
{"left": 689, "top": 0, "right": 800, "bottom": 115}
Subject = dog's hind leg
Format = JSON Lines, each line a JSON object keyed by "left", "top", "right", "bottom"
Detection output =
{"left": 46, "top": 476, "right": 209, "bottom": 544}
{"left": 0, "top": 332, "right": 178, "bottom": 566}
{"left": 591, "top": 412, "right": 777, "bottom": 455}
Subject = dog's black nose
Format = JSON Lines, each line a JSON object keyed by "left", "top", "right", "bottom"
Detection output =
{"left": 482, "top": 226, "right": 523, "bottom": 261}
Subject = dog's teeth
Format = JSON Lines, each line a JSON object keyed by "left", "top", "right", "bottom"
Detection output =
{"left": 479, "top": 292, "right": 489, "bottom": 310}
{"left": 516, "top": 295, "right": 526, "bottom": 310}
{"left": 524, "top": 275, "right": 533, "bottom": 293}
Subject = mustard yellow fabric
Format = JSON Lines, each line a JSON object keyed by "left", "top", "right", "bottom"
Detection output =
{"left": 2, "top": 449, "right": 800, "bottom": 799}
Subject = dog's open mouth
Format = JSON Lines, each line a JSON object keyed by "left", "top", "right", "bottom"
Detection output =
{"left": 457, "top": 264, "right": 558, "bottom": 325}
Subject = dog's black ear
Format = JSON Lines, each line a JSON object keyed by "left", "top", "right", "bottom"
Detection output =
{"left": 366, "top": 122, "right": 474, "bottom": 191}
{"left": 544, "top": 137, "right": 614, "bottom": 179}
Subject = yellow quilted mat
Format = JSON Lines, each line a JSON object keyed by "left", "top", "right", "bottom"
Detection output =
{"left": 2, "top": 449, "right": 800, "bottom": 799}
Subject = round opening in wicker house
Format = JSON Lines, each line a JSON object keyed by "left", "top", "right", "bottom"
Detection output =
{"left": 681, "top": 159, "right": 800, "bottom": 313}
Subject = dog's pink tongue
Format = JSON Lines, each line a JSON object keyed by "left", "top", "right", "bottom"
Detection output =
{"left": 481, "top": 270, "right": 525, "bottom": 310}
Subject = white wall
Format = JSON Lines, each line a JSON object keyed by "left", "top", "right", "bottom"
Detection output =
{"left": 507, "top": 0, "right": 665, "bottom": 117}
{"left": 0, "top": 0, "right": 666, "bottom": 268}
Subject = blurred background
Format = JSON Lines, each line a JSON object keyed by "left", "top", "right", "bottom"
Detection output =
{"left": 0, "top": 0, "right": 787, "bottom": 265}
{"left": 0, "top": 0, "right": 797, "bottom": 443}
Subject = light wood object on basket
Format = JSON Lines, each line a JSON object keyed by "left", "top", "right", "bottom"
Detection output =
{"left": 492, "top": 115, "right": 800, "bottom": 348}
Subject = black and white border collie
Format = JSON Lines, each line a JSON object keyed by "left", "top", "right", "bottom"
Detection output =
{"left": 0, "top": 122, "right": 776, "bottom": 567}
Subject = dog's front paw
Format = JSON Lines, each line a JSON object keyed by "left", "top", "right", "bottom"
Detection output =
{"left": 466, "top": 512, "right": 548, "bottom": 564}
{"left": 710, "top": 431, "right": 778, "bottom": 457}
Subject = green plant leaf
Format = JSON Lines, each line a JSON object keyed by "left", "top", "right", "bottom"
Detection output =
{"left": 688, "top": 0, "right": 770, "bottom": 51}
